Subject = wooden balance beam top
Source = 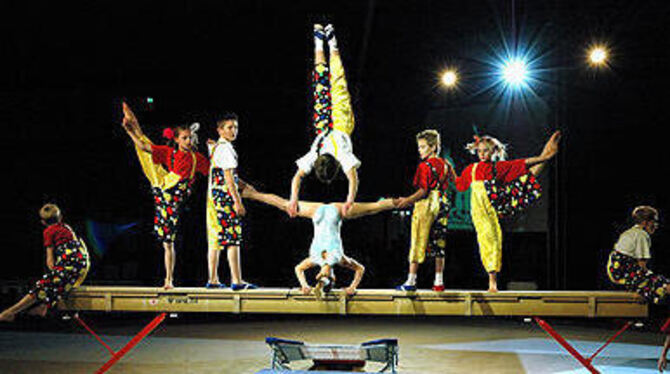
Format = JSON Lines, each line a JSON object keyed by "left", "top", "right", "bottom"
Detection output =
{"left": 58, "top": 287, "right": 647, "bottom": 318}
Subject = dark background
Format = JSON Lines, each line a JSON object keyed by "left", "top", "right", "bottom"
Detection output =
{"left": 2, "top": 0, "right": 669, "bottom": 292}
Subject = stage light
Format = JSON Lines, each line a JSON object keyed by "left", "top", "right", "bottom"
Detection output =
{"left": 500, "top": 58, "right": 528, "bottom": 88}
{"left": 440, "top": 69, "right": 458, "bottom": 88}
{"left": 588, "top": 45, "right": 608, "bottom": 66}
{"left": 146, "top": 97, "right": 154, "bottom": 104}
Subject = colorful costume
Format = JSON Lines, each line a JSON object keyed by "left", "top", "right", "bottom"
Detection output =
{"left": 29, "top": 223, "right": 89, "bottom": 309}
{"left": 455, "top": 160, "right": 540, "bottom": 273}
{"left": 207, "top": 139, "right": 243, "bottom": 251}
{"left": 309, "top": 204, "right": 344, "bottom": 267}
{"left": 408, "top": 157, "right": 452, "bottom": 264}
{"left": 134, "top": 139, "right": 209, "bottom": 243}
{"left": 296, "top": 51, "right": 360, "bottom": 174}
{"left": 607, "top": 225, "right": 668, "bottom": 304}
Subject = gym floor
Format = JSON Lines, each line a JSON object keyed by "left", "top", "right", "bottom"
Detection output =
{"left": 0, "top": 314, "right": 664, "bottom": 373}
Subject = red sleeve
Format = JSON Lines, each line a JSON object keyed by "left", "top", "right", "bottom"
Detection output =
{"left": 151, "top": 145, "right": 172, "bottom": 167}
{"left": 43, "top": 227, "right": 54, "bottom": 248}
{"left": 412, "top": 163, "right": 430, "bottom": 190}
{"left": 495, "top": 159, "right": 528, "bottom": 183}
{"left": 454, "top": 163, "right": 473, "bottom": 192}
{"left": 196, "top": 152, "right": 210, "bottom": 176}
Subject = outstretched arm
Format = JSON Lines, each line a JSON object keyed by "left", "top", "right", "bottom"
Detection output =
{"left": 339, "top": 255, "right": 365, "bottom": 295}
{"left": 396, "top": 188, "right": 427, "bottom": 209}
{"left": 341, "top": 168, "right": 359, "bottom": 216}
{"left": 288, "top": 169, "right": 306, "bottom": 217}
{"left": 525, "top": 131, "right": 561, "bottom": 168}
{"left": 338, "top": 198, "right": 396, "bottom": 220}
{"left": 294, "top": 257, "right": 316, "bottom": 295}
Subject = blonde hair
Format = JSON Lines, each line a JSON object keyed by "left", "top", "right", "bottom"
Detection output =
{"left": 465, "top": 135, "right": 508, "bottom": 161}
{"left": 39, "top": 203, "right": 61, "bottom": 224}
{"left": 632, "top": 205, "right": 658, "bottom": 224}
{"left": 416, "top": 129, "right": 441, "bottom": 154}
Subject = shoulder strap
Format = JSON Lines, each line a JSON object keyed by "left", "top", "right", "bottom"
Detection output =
{"left": 189, "top": 151, "right": 198, "bottom": 179}
{"left": 424, "top": 159, "right": 448, "bottom": 190}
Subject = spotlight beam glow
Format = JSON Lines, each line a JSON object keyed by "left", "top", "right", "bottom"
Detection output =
{"left": 588, "top": 45, "right": 609, "bottom": 66}
{"left": 441, "top": 70, "right": 458, "bottom": 87}
{"left": 501, "top": 58, "right": 529, "bottom": 87}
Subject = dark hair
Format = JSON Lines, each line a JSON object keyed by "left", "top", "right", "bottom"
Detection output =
{"left": 216, "top": 112, "right": 239, "bottom": 128}
{"left": 314, "top": 154, "right": 341, "bottom": 184}
{"left": 632, "top": 206, "right": 658, "bottom": 224}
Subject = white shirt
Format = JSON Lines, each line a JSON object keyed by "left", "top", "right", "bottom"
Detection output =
{"left": 614, "top": 225, "right": 651, "bottom": 259}
{"left": 208, "top": 139, "right": 237, "bottom": 170}
{"left": 296, "top": 129, "right": 361, "bottom": 173}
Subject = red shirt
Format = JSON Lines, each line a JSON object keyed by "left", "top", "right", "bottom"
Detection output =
{"left": 43, "top": 223, "right": 75, "bottom": 248}
{"left": 151, "top": 145, "right": 210, "bottom": 181}
{"left": 413, "top": 157, "right": 451, "bottom": 192}
{"left": 454, "top": 159, "right": 528, "bottom": 192}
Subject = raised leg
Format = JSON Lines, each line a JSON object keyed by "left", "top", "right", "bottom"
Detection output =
{"left": 244, "top": 187, "right": 321, "bottom": 219}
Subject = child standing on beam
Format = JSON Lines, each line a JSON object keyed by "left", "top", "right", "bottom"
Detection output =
{"left": 454, "top": 131, "right": 560, "bottom": 292}
{"left": 396, "top": 130, "right": 456, "bottom": 291}
{"left": 121, "top": 103, "right": 209, "bottom": 289}
{"left": 205, "top": 112, "right": 257, "bottom": 290}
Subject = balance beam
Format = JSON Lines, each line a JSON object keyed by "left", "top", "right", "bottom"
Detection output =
{"left": 58, "top": 287, "right": 647, "bottom": 318}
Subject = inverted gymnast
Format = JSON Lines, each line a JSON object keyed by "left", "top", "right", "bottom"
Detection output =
{"left": 243, "top": 185, "right": 397, "bottom": 296}
{"left": 454, "top": 131, "right": 561, "bottom": 292}
{"left": 290, "top": 24, "right": 360, "bottom": 218}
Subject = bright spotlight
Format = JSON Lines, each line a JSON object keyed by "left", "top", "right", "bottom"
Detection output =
{"left": 441, "top": 70, "right": 458, "bottom": 87}
{"left": 501, "top": 58, "right": 528, "bottom": 87}
{"left": 588, "top": 45, "right": 608, "bottom": 66}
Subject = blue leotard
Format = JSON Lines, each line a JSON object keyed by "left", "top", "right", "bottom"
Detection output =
{"left": 309, "top": 204, "right": 344, "bottom": 266}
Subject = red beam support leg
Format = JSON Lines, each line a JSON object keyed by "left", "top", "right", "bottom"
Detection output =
{"left": 588, "top": 321, "right": 633, "bottom": 362}
{"left": 95, "top": 313, "right": 167, "bottom": 374}
{"left": 74, "top": 314, "right": 116, "bottom": 356}
{"left": 534, "top": 317, "right": 600, "bottom": 374}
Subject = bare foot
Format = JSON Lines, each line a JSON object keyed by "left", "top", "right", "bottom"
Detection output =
{"left": 313, "top": 281, "right": 324, "bottom": 300}
{"left": 487, "top": 287, "right": 499, "bottom": 293}
{"left": 344, "top": 286, "right": 357, "bottom": 296}
{"left": 301, "top": 286, "right": 312, "bottom": 295}
{"left": 27, "top": 304, "right": 48, "bottom": 317}
{"left": 0, "top": 311, "right": 15, "bottom": 322}
{"left": 163, "top": 279, "right": 174, "bottom": 290}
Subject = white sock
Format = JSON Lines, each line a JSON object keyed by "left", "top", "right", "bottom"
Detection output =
{"left": 405, "top": 273, "right": 417, "bottom": 286}
{"left": 328, "top": 36, "right": 338, "bottom": 51}
{"left": 434, "top": 273, "right": 443, "bottom": 286}
{"left": 315, "top": 37, "right": 324, "bottom": 52}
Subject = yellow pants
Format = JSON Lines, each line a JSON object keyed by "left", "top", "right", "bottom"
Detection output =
{"left": 408, "top": 195, "right": 440, "bottom": 264}
{"left": 134, "top": 135, "right": 182, "bottom": 190}
{"left": 330, "top": 51, "right": 355, "bottom": 136}
{"left": 471, "top": 181, "right": 502, "bottom": 273}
